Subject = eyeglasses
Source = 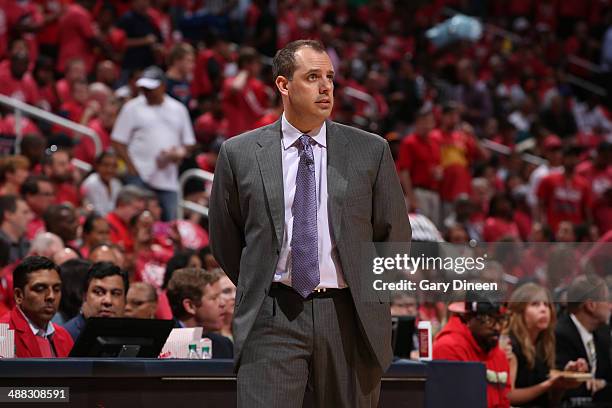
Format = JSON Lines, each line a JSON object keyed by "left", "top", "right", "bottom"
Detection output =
{"left": 475, "top": 314, "right": 510, "bottom": 328}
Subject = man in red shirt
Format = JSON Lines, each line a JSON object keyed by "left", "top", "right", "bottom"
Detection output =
{"left": 537, "top": 145, "right": 593, "bottom": 233}
{"left": 106, "top": 186, "right": 147, "bottom": 252}
{"left": 576, "top": 142, "right": 612, "bottom": 234}
{"left": 397, "top": 105, "right": 441, "bottom": 225}
{"left": 21, "top": 176, "right": 55, "bottom": 241}
{"left": 42, "top": 149, "right": 80, "bottom": 207}
{"left": 56, "top": 0, "right": 101, "bottom": 74}
{"left": 433, "top": 102, "right": 487, "bottom": 220}
{"left": 0, "top": 41, "right": 39, "bottom": 106}
{"left": 434, "top": 296, "right": 511, "bottom": 408}
{"left": 0, "top": 256, "right": 73, "bottom": 358}
{"left": 222, "top": 47, "right": 269, "bottom": 137}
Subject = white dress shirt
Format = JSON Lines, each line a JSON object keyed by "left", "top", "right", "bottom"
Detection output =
{"left": 274, "top": 114, "right": 346, "bottom": 289}
{"left": 570, "top": 313, "right": 597, "bottom": 374}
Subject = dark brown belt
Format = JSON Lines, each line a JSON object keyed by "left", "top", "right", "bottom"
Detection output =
{"left": 269, "top": 283, "right": 349, "bottom": 299}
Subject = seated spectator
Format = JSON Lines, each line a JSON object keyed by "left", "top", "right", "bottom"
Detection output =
{"left": 52, "top": 248, "right": 80, "bottom": 266}
{"left": 81, "top": 151, "right": 122, "bottom": 216}
{"left": 537, "top": 144, "right": 592, "bottom": 234}
{"left": 58, "top": 80, "right": 88, "bottom": 123}
{"left": 390, "top": 292, "right": 418, "bottom": 317}
{"left": 106, "top": 186, "right": 147, "bottom": 252}
{"left": 52, "top": 259, "right": 91, "bottom": 325}
{"left": 130, "top": 210, "right": 173, "bottom": 289}
{"left": 482, "top": 193, "right": 521, "bottom": 243}
{"left": 0, "top": 41, "right": 39, "bottom": 106}
{"left": 41, "top": 149, "right": 80, "bottom": 207}
{"left": 0, "top": 155, "right": 30, "bottom": 196}
{"left": 19, "top": 135, "right": 46, "bottom": 171}
{"left": 506, "top": 283, "right": 586, "bottom": 407}
{"left": 556, "top": 274, "right": 612, "bottom": 405}
{"left": 0, "top": 256, "right": 73, "bottom": 357}
{"left": 125, "top": 282, "right": 158, "bottom": 319}
{"left": 81, "top": 214, "right": 111, "bottom": 258}
{"left": 167, "top": 268, "right": 233, "bottom": 358}
{"left": 63, "top": 262, "right": 128, "bottom": 341}
{"left": 0, "top": 195, "right": 34, "bottom": 264}
{"left": 217, "top": 271, "right": 236, "bottom": 341}
{"left": 74, "top": 98, "right": 119, "bottom": 166}
{"left": 43, "top": 204, "right": 79, "bottom": 247}
{"left": 21, "top": 175, "right": 55, "bottom": 240}
{"left": 29, "top": 233, "right": 64, "bottom": 259}
{"left": 88, "top": 244, "right": 125, "bottom": 270}
{"left": 433, "top": 294, "right": 511, "bottom": 408}
{"left": 155, "top": 249, "right": 203, "bottom": 319}
{"left": 56, "top": 58, "right": 87, "bottom": 103}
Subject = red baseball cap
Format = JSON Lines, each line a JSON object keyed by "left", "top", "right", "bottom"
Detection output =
{"left": 543, "top": 134, "right": 562, "bottom": 150}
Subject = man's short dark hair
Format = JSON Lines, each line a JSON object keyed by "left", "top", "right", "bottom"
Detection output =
{"left": 272, "top": 39, "right": 326, "bottom": 80}
{"left": 166, "top": 268, "right": 222, "bottom": 319}
{"left": 20, "top": 175, "right": 52, "bottom": 197}
{"left": 237, "top": 47, "right": 260, "bottom": 70}
{"left": 13, "top": 256, "right": 60, "bottom": 291}
{"left": 83, "top": 261, "right": 129, "bottom": 296}
{"left": 0, "top": 195, "right": 18, "bottom": 223}
{"left": 43, "top": 203, "right": 74, "bottom": 230}
{"left": 83, "top": 213, "right": 104, "bottom": 236}
{"left": 567, "top": 274, "right": 608, "bottom": 313}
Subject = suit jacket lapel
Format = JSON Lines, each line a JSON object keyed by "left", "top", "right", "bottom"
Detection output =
{"left": 256, "top": 120, "right": 285, "bottom": 247}
{"left": 11, "top": 308, "right": 41, "bottom": 357}
{"left": 326, "top": 121, "right": 349, "bottom": 242}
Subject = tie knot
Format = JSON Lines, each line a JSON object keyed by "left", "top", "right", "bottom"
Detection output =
{"left": 299, "top": 134, "right": 311, "bottom": 149}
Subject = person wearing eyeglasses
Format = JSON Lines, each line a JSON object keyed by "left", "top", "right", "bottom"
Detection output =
{"left": 125, "top": 282, "right": 157, "bottom": 319}
{"left": 433, "top": 293, "right": 511, "bottom": 408}
{"left": 505, "top": 283, "right": 587, "bottom": 408}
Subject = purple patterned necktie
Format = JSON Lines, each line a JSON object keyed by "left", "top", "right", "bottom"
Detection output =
{"left": 291, "top": 134, "right": 320, "bottom": 298}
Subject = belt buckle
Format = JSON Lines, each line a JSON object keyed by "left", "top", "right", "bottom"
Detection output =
{"left": 313, "top": 287, "right": 327, "bottom": 293}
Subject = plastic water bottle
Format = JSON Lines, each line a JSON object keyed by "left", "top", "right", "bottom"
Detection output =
{"left": 200, "top": 338, "right": 212, "bottom": 360}
{"left": 187, "top": 343, "right": 201, "bottom": 359}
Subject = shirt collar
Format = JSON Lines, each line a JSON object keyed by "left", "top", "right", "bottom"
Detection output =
{"left": 570, "top": 313, "right": 593, "bottom": 345}
{"left": 18, "top": 307, "right": 55, "bottom": 339}
{"left": 281, "top": 113, "right": 327, "bottom": 150}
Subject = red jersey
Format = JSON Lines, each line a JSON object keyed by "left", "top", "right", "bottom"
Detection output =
{"left": 57, "top": 4, "right": 96, "bottom": 73}
{"left": 537, "top": 172, "right": 592, "bottom": 232}
{"left": 222, "top": 76, "right": 268, "bottom": 137}
{"left": 397, "top": 133, "right": 441, "bottom": 191}
{"left": 54, "top": 182, "right": 80, "bottom": 207}
{"left": 433, "top": 316, "right": 510, "bottom": 408}
{"left": 107, "top": 212, "right": 132, "bottom": 251}
{"left": 434, "top": 128, "right": 479, "bottom": 201}
{"left": 73, "top": 119, "right": 112, "bottom": 165}
{"left": 0, "top": 61, "right": 40, "bottom": 106}
{"left": 482, "top": 217, "right": 521, "bottom": 242}
{"left": 26, "top": 217, "right": 45, "bottom": 241}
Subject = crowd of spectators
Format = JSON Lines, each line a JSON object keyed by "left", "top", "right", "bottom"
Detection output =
{"left": 0, "top": 0, "right": 611, "bottom": 407}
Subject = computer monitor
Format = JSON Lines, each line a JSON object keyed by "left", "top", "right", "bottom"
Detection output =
{"left": 391, "top": 316, "right": 416, "bottom": 359}
{"left": 69, "top": 317, "right": 174, "bottom": 358}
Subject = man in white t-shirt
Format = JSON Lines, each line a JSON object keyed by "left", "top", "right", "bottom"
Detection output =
{"left": 111, "top": 66, "right": 195, "bottom": 220}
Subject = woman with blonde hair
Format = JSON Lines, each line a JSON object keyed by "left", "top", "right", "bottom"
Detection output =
{"left": 506, "top": 282, "right": 587, "bottom": 407}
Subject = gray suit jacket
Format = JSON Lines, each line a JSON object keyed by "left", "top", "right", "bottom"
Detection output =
{"left": 209, "top": 119, "right": 411, "bottom": 371}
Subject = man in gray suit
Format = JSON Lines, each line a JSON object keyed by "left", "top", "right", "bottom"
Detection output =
{"left": 209, "top": 39, "right": 411, "bottom": 407}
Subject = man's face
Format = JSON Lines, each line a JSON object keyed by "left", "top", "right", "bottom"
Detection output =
{"left": 125, "top": 285, "right": 157, "bottom": 319}
{"left": 53, "top": 208, "right": 79, "bottom": 242}
{"left": 194, "top": 281, "right": 225, "bottom": 331}
{"left": 26, "top": 181, "right": 55, "bottom": 216}
{"left": 467, "top": 313, "right": 507, "bottom": 352}
{"left": 96, "top": 155, "right": 117, "bottom": 183}
{"left": 88, "top": 219, "right": 111, "bottom": 247}
{"left": 82, "top": 276, "right": 126, "bottom": 318}
{"left": 49, "top": 151, "right": 72, "bottom": 182}
{"left": 591, "top": 285, "right": 611, "bottom": 326}
{"left": 141, "top": 85, "right": 165, "bottom": 105}
{"left": 15, "top": 269, "right": 61, "bottom": 329}
{"left": 5, "top": 200, "right": 34, "bottom": 237}
{"left": 280, "top": 47, "right": 334, "bottom": 126}
{"left": 10, "top": 52, "right": 29, "bottom": 79}
{"left": 178, "top": 53, "right": 195, "bottom": 78}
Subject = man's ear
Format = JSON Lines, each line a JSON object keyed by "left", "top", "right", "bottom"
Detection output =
{"left": 275, "top": 76, "right": 289, "bottom": 96}
{"left": 584, "top": 300, "right": 595, "bottom": 314}
{"left": 183, "top": 298, "right": 196, "bottom": 315}
{"left": 14, "top": 288, "right": 24, "bottom": 306}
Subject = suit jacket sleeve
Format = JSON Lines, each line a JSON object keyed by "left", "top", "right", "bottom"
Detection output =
{"left": 372, "top": 142, "right": 411, "bottom": 244}
{"left": 209, "top": 143, "right": 244, "bottom": 285}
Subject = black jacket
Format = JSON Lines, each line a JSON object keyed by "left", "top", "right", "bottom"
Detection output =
{"left": 555, "top": 312, "right": 612, "bottom": 405}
